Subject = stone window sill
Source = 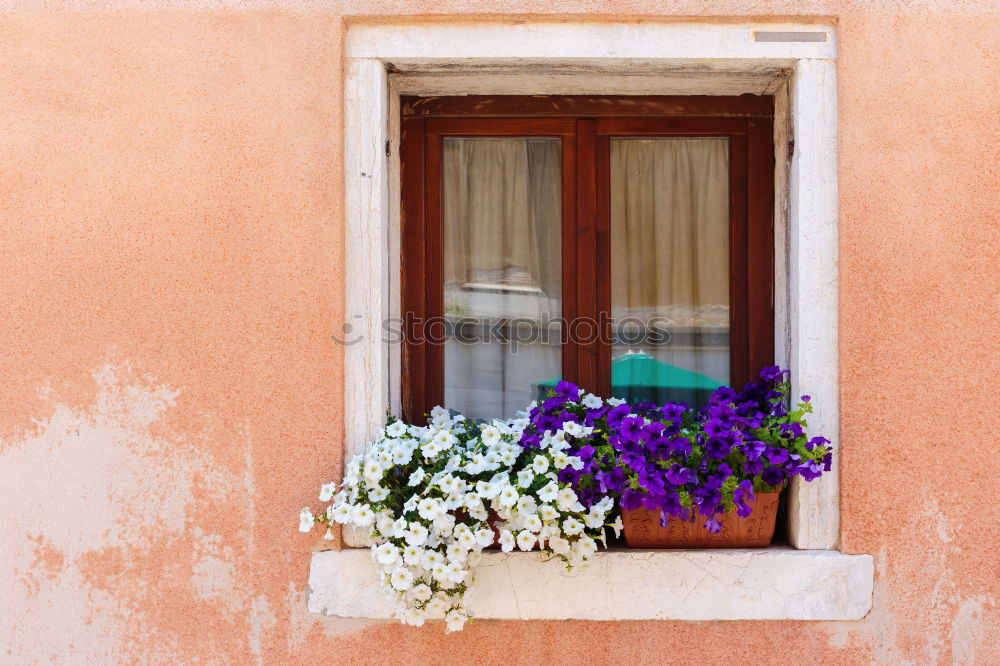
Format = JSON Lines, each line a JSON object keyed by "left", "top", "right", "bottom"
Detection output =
{"left": 308, "top": 547, "right": 873, "bottom": 621}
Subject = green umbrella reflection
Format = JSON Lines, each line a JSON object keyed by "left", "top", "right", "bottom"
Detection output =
{"left": 537, "top": 350, "right": 724, "bottom": 406}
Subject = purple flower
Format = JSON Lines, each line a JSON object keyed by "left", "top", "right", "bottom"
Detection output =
{"left": 733, "top": 480, "right": 755, "bottom": 517}
{"left": 555, "top": 380, "right": 580, "bottom": 399}
{"left": 622, "top": 487, "right": 645, "bottom": 511}
{"left": 619, "top": 416, "right": 646, "bottom": 443}
{"left": 806, "top": 436, "right": 830, "bottom": 451}
{"left": 744, "top": 440, "right": 766, "bottom": 461}
{"left": 797, "top": 460, "right": 824, "bottom": 481}
{"left": 765, "top": 447, "right": 789, "bottom": 464}
{"left": 605, "top": 403, "right": 631, "bottom": 428}
{"left": 706, "top": 431, "right": 740, "bottom": 459}
{"left": 762, "top": 466, "right": 786, "bottom": 487}
{"left": 541, "top": 394, "right": 568, "bottom": 411}
{"left": 665, "top": 466, "right": 692, "bottom": 485}
{"left": 704, "top": 514, "right": 722, "bottom": 533}
{"left": 660, "top": 402, "right": 686, "bottom": 421}
{"left": 667, "top": 435, "right": 692, "bottom": 457}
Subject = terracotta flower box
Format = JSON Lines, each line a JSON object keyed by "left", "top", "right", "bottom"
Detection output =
{"left": 622, "top": 492, "right": 780, "bottom": 548}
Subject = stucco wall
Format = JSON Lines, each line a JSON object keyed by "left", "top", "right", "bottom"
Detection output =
{"left": 1, "top": 3, "right": 998, "bottom": 664}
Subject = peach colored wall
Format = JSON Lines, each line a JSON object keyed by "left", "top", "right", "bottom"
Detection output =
{"left": 0, "top": 4, "right": 997, "bottom": 665}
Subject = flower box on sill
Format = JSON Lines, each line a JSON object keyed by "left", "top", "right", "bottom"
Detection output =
{"left": 622, "top": 491, "right": 779, "bottom": 548}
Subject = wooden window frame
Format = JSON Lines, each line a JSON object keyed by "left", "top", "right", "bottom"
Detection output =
{"left": 400, "top": 95, "right": 774, "bottom": 423}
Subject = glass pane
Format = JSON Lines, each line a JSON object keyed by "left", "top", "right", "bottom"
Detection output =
{"left": 442, "top": 137, "right": 562, "bottom": 420}
{"left": 610, "top": 137, "right": 730, "bottom": 407}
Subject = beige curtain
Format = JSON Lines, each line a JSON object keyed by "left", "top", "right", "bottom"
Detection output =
{"left": 610, "top": 138, "right": 730, "bottom": 389}
{"left": 611, "top": 138, "right": 730, "bottom": 319}
{"left": 441, "top": 138, "right": 562, "bottom": 418}
{"left": 442, "top": 138, "right": 561, "bottom": 302}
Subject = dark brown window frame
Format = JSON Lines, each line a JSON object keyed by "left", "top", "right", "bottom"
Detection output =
{"left": 400, "top": 95, "right": 774, "bottom": 423}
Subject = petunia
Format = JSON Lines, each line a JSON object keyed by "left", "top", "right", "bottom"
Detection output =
{"left": 498, "top": 529, "right": 516, "bottom": 552}
{"left": 298, "top": 508, "right": 315, "bottom": 533}
{"left": 665, "top": 466, "right": 692, "bottom": 485}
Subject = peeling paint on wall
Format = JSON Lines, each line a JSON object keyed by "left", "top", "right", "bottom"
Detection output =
{"left": 0, "top": 363, "right": 252, "bottom": 662}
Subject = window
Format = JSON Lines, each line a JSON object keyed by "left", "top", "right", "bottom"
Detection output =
{"left": 400, "top": 96, "right": 775, "bottom": 423}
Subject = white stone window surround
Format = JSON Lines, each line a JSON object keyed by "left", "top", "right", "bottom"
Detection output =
{"left": 314, "top": 21, "right": 874, "bottom": 622}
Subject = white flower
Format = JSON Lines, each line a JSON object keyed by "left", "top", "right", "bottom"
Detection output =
{"left": 422, "top": 549, "right": 443, "bottom": 569}
{"left": 515, "top": 495, "right": 537, "bottom": 516}
{"left": 407, "top": 469, "right": 426, "bottom": 488}
{"left": 607, "top": 397, "right": 626, "bottom": 406}
{"left": 475, "top": 527, "right": 495, "bottom": 547}
{"left": 568, "top": 455, "right": 585, "bottom": 471}
{"left": 562, "top": 517, "right": 584, "bottom": 536}
{"left": 376, "top": 512, "right": 395, "bottom": 535}
{"left": 410, "top": 583, "right": 432, "bottom": 602}
{"left": 363, "top": 460, "right": 382, "bottom": 480}
{"left": 417, "top": 497, "right": 442, "bottom": 521}
{"left": 432, "top": 512, "right": 456, "bottom": 535}
{"left": 424, "top": 595, "right": 449, "bottom": 619}
{"left": 539, "top": 525, "right": 560, "bottom": 542}
{"left": 446, "top": 543, "right": 468, "bottom": 563}
{"left": 324, "top": 527, "right": 334, "bottom": 540}
{"left": 610, "top": 515, "right": 624, "bottom": 538}
{"left": 401, "top": 608, "right": 425, "bottom": 627}
{"left": 331, "top": 503, "right": 353, "bottom": 523}
{"left": 456, "top": 529, "right": 478, "bottom": 550}
{"left": 386, "top": 420, "right": 407, "bottom": 438}
{"left": 476, "top": 481, "right": 500, "bottom": 499}
{"left": 430, "top": 405, "right": 451, "bottom": 427}
{"left": 374, "top": 543, "right": 401, "bottom": 566}
{"left": 575, "top": 535, "right": 598, "bottom": 558}
{"left": 548, "top": 535, "right": 571, "bottom": 555}
{"left": 497, "top": 486, "right": 519, "bottom": 507}
{"left": 430, "top": 563, "right": 449, "bottom": 582}
{"left": 438, "top": 474, "right": 457, "bottom": 493}
{"left": 516, "top": 468, "right": 535, "bottom": 488}
{"left": 552, "top": 451, "right": 570, "bottom": 469}
{"left": 444, "top": 609, "right": 468, "bottom": 633}
{"left": 403, "top": 523, "right": 428, "bottom": 547}
{"left": 390, "top": 568, "right": 414, "bottom": 591}
{"left": 402, "top": 545, "right": 423, "bottom": 565}
{"left": 481, "top": 425, "right": 501, "bottom": 447}
{"left": 556, "top": 487, "right": 579, "bottom": 511}
{"left": 392, "top": 446, "right": 414, "bottom": 465}
{"left": 343, "top": 456, "right": 362, "bottom": 486}
{"left": 403, "top": 494, "right": 420, "bottom": 513}
{"left": 583, "top": 509, "right": 605, "bottom": 529}
{"left": 538, "top": 482, "right": 559, "bottom": 503}
{"left": 352, "top": 505, "right": 375, "bottom": 526}
{"left": 498, "top": 529, "right": 515, "bottom": 552}
{"left": 298, "top": 508, "right": 315, "bottom": 533}
{"left": 319, "top": 483, "right": 336, "bottom": 502}
{"left": 523, "top": 514, "right": 542, "bottom": 532}
{"left": 368, "top": 485, "right": 389, "bottom": 502}
{"left": 538, "top": 504, "right": 559, "bottom": 521}
{"left": 582, "top": 393, "right": 603, "bottom": 409}
{"left": 516, "top": 530, "right": 537, "bottom": 551}
{"left": 445, "top": 560, "right": 467, "bottom": 583}
{"left": 432, "top": 429, "right": 457, "bottom": 448}
{"left": 531, "top": 455, "right": 549, "bottom": 474}
{"left": 499, "top": 449, "right": 518, "bottom": 466}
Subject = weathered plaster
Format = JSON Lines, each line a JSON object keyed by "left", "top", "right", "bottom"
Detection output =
{"left": 0, "top": 5, "right": 998, "bottom": 664}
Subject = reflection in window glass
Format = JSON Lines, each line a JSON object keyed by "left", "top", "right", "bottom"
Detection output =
{"left": 610, "top": 138, "right": 730, "bottom": 407}
{"left": 442, "top": 138, "right": 562, "bottom": 419}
